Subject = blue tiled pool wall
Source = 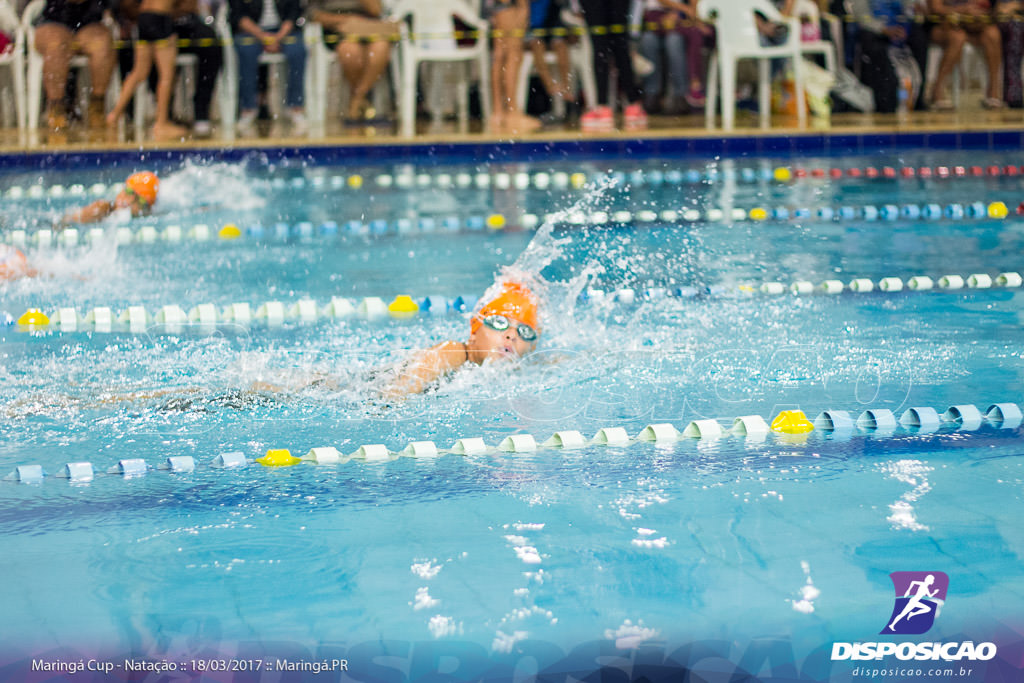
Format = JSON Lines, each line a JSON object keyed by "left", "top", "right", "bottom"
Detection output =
{"left": 1, "top": 129, "right": 1023, "bottom": 171}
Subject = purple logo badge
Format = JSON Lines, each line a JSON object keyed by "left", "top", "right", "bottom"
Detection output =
{"left": 881, "top": 571, "right": 949, "bottom": 635}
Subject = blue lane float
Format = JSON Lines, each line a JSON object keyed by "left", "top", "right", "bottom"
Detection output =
{"left": 5, "top": 401, "right": 1022, "bottom": 486}
{"left": 11, "top": 265, "right": 1024, "bottom": 336}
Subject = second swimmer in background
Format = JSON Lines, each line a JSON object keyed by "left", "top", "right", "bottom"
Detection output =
{"left": 59, "top": 171, "right": 160, "bottom": 225}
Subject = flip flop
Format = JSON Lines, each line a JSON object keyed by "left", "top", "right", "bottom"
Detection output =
{"left": 982, "top": 97, "right": 1007, "bottom": 110}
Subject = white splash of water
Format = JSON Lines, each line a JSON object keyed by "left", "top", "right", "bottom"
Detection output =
{"left": 411, "top": 587, "right": 439, "bottom": 611}
{"left": 791, "top": 561, "right": 821, "bottom": 613}
{"left": 883, "top": 460, "right": 933, "bottom": 531}
{"left": 604, "top": 619, "right": 660, "bottom": 649}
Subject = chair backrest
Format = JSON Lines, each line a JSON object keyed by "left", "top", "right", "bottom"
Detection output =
{"left": 390, "top": 0, "right": 483, "bottom": 52}
{"left": 21, "top": 0, "right": 43, "bottom": 50}
{"left": 793, "top": 0, "right": 821, "bottom": 23}
{"left": 697, "top": 0, "right": 783, "bottom": 45}
{"left": 0, "top": 0, "right": 20, "bottom": 36}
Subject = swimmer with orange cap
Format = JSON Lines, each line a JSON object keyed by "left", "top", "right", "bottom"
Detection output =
{"left": 382, "top": 281, "right": 542, "bottom": 396}
{"left": 58, "top": 171, "right": 160, "bottom": 226}
{"left": 0, "top": 244, "right": 36, "bottom": 282}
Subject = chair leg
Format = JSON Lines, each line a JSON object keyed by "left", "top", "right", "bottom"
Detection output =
{"left": 722, "top": 57, "right": 738, "bottom": 131}
{"left": 401, "top": 57, "right": 416, "bottom": 137}
{"left": 457, "top": 63, "right": 469, "bottom": 133}
{"left": 478, "top": 49, "right": 490, "bottom": 129}
{"left": 134, "top": 82, "right": 147, "bottom": 139}
{"left": 28, "top": 56, "right": 41, "bottom": 131}
{"left": 792, "top": 54, "right": 807, "bottom": 128}
{"left": 758, "top": 58, "right": 770, "bottom": 129}
{"left": 15, "top": 55, "right": 26, "bottom": 132}
{"left": 515, "top": 52, "right": 532, "bottom": 114}
{"left": 705, "top": 52, "right": 718, "bottom": 130}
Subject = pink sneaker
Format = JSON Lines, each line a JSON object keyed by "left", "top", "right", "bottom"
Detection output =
{"left": 624, "top": 103, "right": 648, "bottom": 131}
{"left": 581, "top": 105, "right": 614, "bottom": 133}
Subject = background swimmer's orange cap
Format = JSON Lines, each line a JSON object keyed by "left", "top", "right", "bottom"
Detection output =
{"left": 470, "top": 282, "right": 541, "bottom": 334}
{"left": 125, "top": 171, "right": 159, "bottom": 205}
{"left": 0, "top": 245, "right": 29, "bottom": 281}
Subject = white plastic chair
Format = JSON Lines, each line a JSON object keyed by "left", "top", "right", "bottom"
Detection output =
{"left": 697, "top": 0, "right": 806, "bottom": 131}
{"left": 23, "top": 0, "right": 120, "bottom": 132}
{"left": 792, "top": 0, "right": 836, "bottom": 75}
{"left": 389, "top": 0, "right": 490, "bottom": 137}
{"left": 514, "top": 7, "right": 596, "bottom": 116}
{"left": 215, "top": 3, "right": 315, "bottom": 135}
{"left": 0, "top": 0, "right": 25, "bottom": 131}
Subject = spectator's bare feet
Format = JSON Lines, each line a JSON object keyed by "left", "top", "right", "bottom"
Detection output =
{"left": 87, "top": 97, "right": 106, "bottom": 129}
{"left": 152, "top": 120, "right": 188, "bottom": 140}
{"left": 488, "top": 111, "right": 506, "bottom": 131}
{"left": 503, "top": 111, "right": 541, "bottom": 133}
{"left": 346, "top": 98, "right": 368, "bottom": 123}
{"left": 45, "top": 102, "right": 69, "bottom": 144}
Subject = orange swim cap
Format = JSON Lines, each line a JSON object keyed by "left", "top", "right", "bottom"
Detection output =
{"left": 471, "top": 282, "right": 540, "bottom": 334}
{"left": 0, "top": 245, "right": 29, "bottom": 281}
{"left": 125, "top": 171, "right": 159, "bottom": 205}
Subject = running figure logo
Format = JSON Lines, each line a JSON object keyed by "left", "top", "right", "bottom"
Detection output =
{"left": 881, "top": 571, "right": 949, "bottom": 635}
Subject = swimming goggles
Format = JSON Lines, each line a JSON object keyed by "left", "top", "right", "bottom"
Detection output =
{"left": 479, "top": 314, "right": 538, "bottom": 342}
{"left": 123, "top": 187, "right": 151, "bottom": 206}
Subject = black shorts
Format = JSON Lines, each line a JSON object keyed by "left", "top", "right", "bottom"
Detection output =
{"left": 321, "top": 11, "right": 376, "bottom": 49}
{"left": 39, "top": 0, "right": 105, "bottom": 32}
{"left": 138, "top": 12, "right": 175, "bottom": 42}
{"left": 527, "top": 0, "right": 567, "bottom": 45}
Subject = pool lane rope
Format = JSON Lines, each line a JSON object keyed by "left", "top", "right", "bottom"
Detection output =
{"left": 5, "top": 269, "right": 1024, "bottom": 333}
{"left": 7, "top": 163, "right": 1024, "bottom": 202}
{"left": 3, "top": 200, "right": 1016, "bottom": 249}
{"left": 5, "top": 403, "right": 1022, "bottom": 484}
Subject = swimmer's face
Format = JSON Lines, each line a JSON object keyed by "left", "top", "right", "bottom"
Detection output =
{"left": 114, "top": 189, "right": 150, "bottom": 216}
{"left": 468, "top": 315, "right": 537, "bottom": 361}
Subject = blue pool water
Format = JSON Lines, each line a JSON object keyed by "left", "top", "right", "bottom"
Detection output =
{"left": 1, "top": 145, "right": 1024, "bottom": 681}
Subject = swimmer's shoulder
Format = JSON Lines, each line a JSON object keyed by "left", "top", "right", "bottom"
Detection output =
{"left": 428, "top": 340, "right": 471, "bottom": 371}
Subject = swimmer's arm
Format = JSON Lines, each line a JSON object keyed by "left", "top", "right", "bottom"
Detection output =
{"left": 380, "top": 341, "right": 468, "bottom": 398}
{"left": 59, "top": 200, "right": 115, "bottom": 227}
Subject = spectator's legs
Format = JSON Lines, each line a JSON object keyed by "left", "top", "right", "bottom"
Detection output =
{"left": 281, "top": 29, "right": 306, "bottom": 110}
{"left": 929, "top": 24, "right": 967, "bottom": 105}
{"left": 528, "top": 38, "right": 561, "bottom": 99}
{"left": 177, "top": 20, "right": 223, "bottom": 124}
{"left": 336, "top": 40, "right": 368, "bottom": 118}
{"left": 1000, "top": 16, "right": 1024, "bottom": 107}
{"left": 34, "top": 23, "right": 74, "bottom": 112}
{"left": 682, "top": 24, "right": 709, "bottom": 101}
{"left": 580, "top": 0, "right": 641, "bottom": 107}
{"left": 75, "top": 23, "right": 115, "bottom": 100}
{"left": 604, "top": 1, "right": 640, "bottom": 104}
{"left": 490, "top": 3, "right": 537, "bottom": 131}
{"left": 75, "top": 22, "right": 115, "bottom": 127}
{"left": 664, "top": 30, "right": 688, "bottom": 107}
{"left": 235, "top": 36, "right": 262, "bottom": 116}
{"left": 151, "top": 35, "right": 188, "bottom": 135}
{"left": 857, "top": 31, "right": 898, "bottom": 113}
{"left": 973, "top": 24, "right": 1003, "bottom": 102}
{"left": 906, "top": 21, "right": 931, "bottom": 110}
{"left": 579, "top": 0, "right": 611, "bottom": 105}
{"left": 106, "top": 41, "right": 154, "bottom": 126}
{"left": 639, "top": 31, "right": 663, "bottom": 111}
{"left": 552, "top": 38, "right": 571, "bottom": 100}
{"left": 334, "top": 16, "right": 397, "bottom": 120}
